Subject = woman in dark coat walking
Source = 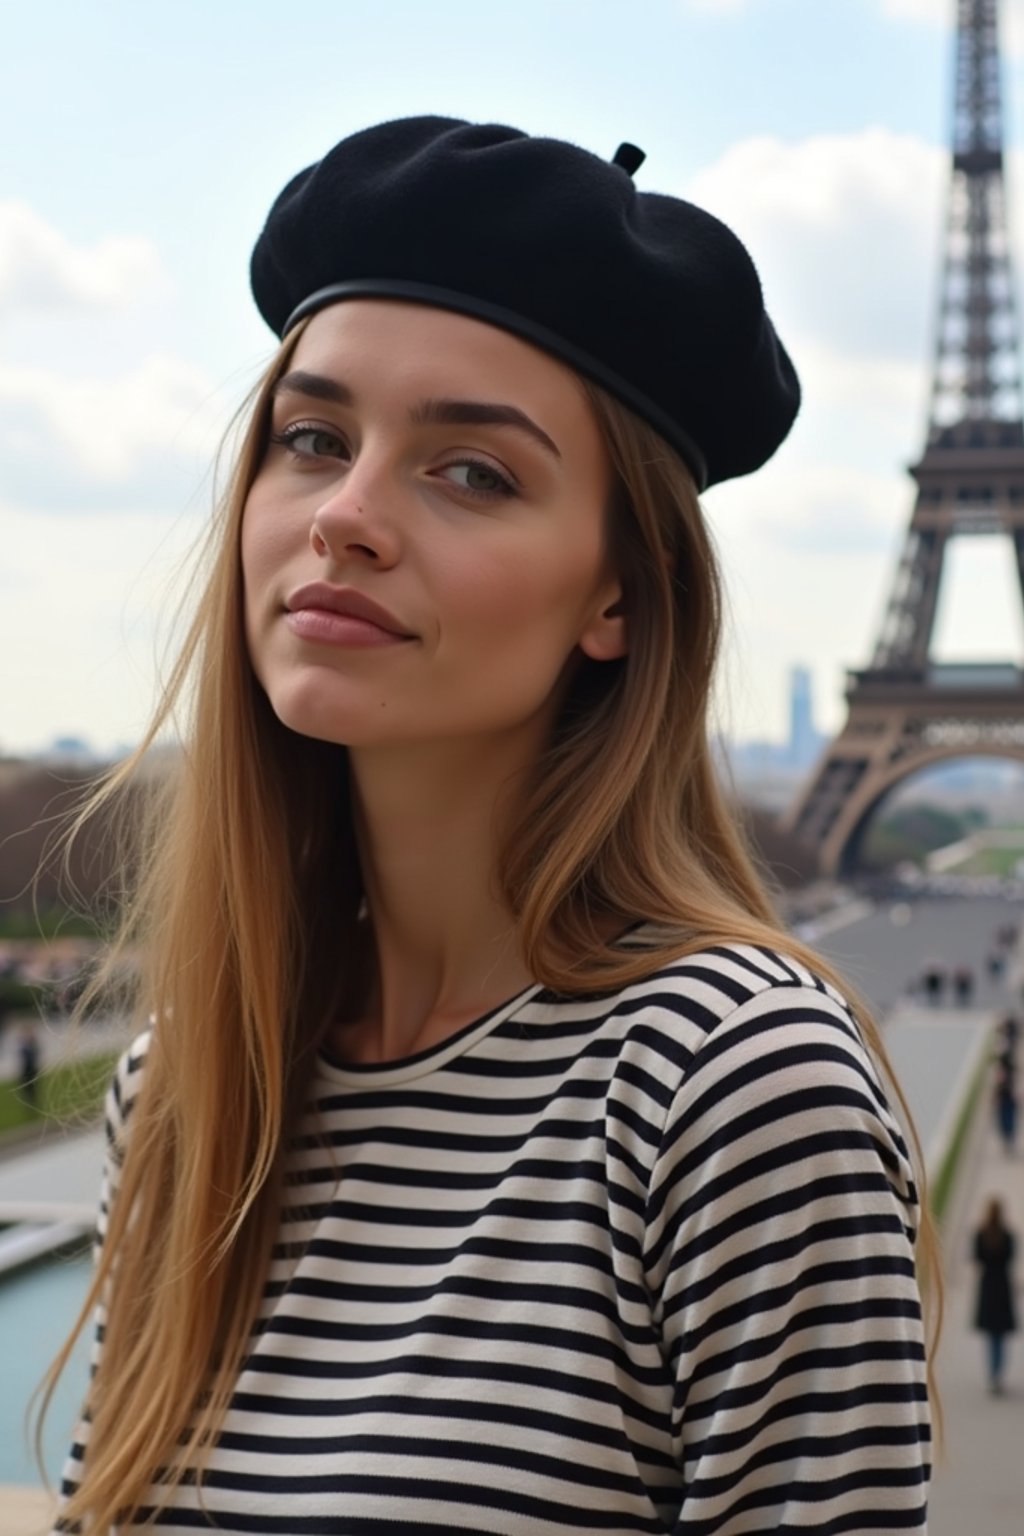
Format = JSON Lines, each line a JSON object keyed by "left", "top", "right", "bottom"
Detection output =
{"left": 974, "top": 1197, "right": 1017, "bottom": 1393}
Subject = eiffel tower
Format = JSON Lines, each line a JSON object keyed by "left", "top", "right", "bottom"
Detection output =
{"left": 783, "top": 0, "right": 1024, "bottom": 878}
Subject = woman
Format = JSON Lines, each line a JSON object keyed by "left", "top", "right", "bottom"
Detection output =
{"left": 45, "top": 117, "right": 936, "bottom": 1533}
{"left": 973, "top": 1197, "right": 1016, "bottom": 1394}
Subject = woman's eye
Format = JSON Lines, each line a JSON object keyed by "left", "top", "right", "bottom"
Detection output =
{"left": 441, "top": 459, "right": 516, "bottom": 499}
{"left": 270, "top": 425, "right": 348, "bottom": 460}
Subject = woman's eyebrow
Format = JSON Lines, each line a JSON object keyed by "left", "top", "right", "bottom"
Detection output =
{"left": 409, "top": 399, "right": 561, "bottom": 461}
{"left": 273, "top": 369, "right": 353, "bottom": 406}
{"left": 272, "top": 370, "right": 562, "bottom": 461}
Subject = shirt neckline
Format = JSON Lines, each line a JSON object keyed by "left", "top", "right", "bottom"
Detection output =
{"left": 315, "top": 979, "right": 547, "bottom": 1088}
{"left": 313, "top": 919, "right": 656, "bottom": 1089}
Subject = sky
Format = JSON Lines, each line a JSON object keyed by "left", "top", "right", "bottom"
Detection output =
{"left": 5, "top": 0, "right": 1024, "bottom": 757}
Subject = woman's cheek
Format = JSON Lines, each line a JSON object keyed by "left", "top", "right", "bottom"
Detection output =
{"left": 241, "top": 498, "right": 291, "bottom": 596}
{"left": 448, "top": 534, "right": 573, "bottom": 627}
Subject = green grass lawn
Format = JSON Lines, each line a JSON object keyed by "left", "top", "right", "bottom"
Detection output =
{"left": 954, "top": 843, "right": 1024, "bottom": 878}
{"left": 0, "top": 1050, "right": 120, "bottom": 1136}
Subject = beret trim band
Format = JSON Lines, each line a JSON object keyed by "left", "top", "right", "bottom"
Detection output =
{"left": 282, "top": 277, "right": 710, "bottom": 492}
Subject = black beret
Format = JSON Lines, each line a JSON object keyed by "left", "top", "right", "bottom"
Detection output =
{"left": 250, "top": 116, "right": 800, "bottom": 492}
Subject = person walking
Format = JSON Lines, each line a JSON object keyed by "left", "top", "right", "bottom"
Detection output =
{"left": 973, "top": 1197, "right": 1017, "bottom": 1394}
{"left": 43, "top": 116, "right": 937, "bottom": 1534}
{"left": 922, "top": 957, "right": 946, "bottom": 1005}
{"left": 16, "top": 1021, "right": 41, "bottom": 1112}
{"left": 953, "top": 964, "right": 974, "bottom": 1005}
{"left": 997, "top": 1013, "right": 1020, "bottom": 1057}
{"left": 994, "top": 1059, "right": 1018, "bottom": 1154}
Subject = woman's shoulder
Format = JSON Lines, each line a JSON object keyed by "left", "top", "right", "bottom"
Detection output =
{"left": 603, "top": 924, "right": 869, "bottom": 1084}
{"left": 614, "top": 923, "right": 856, "bottom": 1024}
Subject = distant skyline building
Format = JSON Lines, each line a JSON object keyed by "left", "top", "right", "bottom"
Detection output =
{"left": 44, "top": 735, "right": 98, "bottom": 766}
{"left": 722, "top": 662, "right": 828, "bottom": 812}
{"left": 788, "top": 666, "right": 818, "bottom": 770}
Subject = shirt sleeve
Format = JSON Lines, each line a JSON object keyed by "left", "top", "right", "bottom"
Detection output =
{"left": 53, "top": 1030, "right": 151, "bottom": 1528}
{"left": 643, "top": 982, "right": 931, "bottom": 1534}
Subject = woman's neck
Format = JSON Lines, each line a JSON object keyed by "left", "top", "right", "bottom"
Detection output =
{"left": 341, "top": 734, "right": 540, "bottom": 1062}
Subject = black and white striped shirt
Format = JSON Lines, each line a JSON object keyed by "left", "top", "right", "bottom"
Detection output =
{"left": 59, "top": 933, "right": 931, "bottom": 1532}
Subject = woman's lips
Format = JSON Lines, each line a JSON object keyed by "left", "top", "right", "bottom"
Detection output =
{"left": 284, "top": 581, "right": 416, "bottom": 643}
{"left": 284, "top": 608, "right": 414, "bottom": 647}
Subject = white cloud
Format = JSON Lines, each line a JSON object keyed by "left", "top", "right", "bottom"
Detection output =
{"left": 685, "top": 118, "right": 1009, "bottom": 739}
{"left": 0, "top": 354, "right": 228, "bottom": 483}
{"left": 709, "top": 441, "right": 928, "bottom": 741}
{"left": 682, "top": 125, "right": 1024, "bottom": 463}
{"left": 789, "top": 339, "right": 930, "bottom": 481}
{"left": 706, "top": 441, "right": 910, "bottom": 563}
{"left": 0, "top": 499, "right": 203, "bottom": 758}
{"left": 684, "top": 129, "right": 947, "bottom": 367}
{"left": 0, "top": 201, "right": 166, "bottom": 314}
{"left": 931, "top": 536, "right": 1024, "bottom": 659}
{"left": 704, "top": 331, "right": 1024, "bottom": 739}
{"left": 799, "top": 340, "right": 927, "bottom": 422}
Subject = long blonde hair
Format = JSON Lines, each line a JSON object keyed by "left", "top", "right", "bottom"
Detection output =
{"left": 39, "top": 327, "right": 941, "bottom": 1528}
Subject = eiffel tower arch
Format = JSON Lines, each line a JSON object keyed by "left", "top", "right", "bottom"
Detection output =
{"left": 783, "top": 0, "right": 1024, "bottom": 878}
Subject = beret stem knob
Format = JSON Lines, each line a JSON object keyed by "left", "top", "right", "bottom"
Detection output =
{"left": 611, "top": 142, "right": 646, "bottom": 177}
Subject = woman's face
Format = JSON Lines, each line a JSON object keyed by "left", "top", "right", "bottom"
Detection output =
{"left": 241, "top": 300, "right": 625, "bottom": 754}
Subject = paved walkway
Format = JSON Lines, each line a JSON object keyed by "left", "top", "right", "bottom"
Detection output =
{"left": 927, "top": 1053, "right": 1024, "bottom": 1534}
{"left": 882, "top": 1002, "right": 992, "bottom": 1179}
{"left": 0, "top": 1484, "right": 54, "bottom": 1534}
{"left": 0, "top": 1124, "right": 105, "bottom": 1226}
{"left": 815, "top": 891, "right": 1021, "bottom": 1018}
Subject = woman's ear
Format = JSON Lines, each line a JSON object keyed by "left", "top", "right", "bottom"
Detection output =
{"left": 578, "top": 585, "right": 628, "bottom": 661}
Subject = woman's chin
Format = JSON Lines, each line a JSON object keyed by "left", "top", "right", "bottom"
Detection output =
{"left": 258, "top": 674, "right": 402, "bottom": 748}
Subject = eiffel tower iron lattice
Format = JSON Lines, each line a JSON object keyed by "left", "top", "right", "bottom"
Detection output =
{"left": 783, "top": 0, "right": 1024, "bottom": 877}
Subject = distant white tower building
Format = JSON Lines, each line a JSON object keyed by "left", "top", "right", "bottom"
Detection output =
{"left": 788, "top": 666, "right": 817, "bottom": 769}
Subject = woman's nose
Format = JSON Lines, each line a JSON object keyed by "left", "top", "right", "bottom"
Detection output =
{"left": 309, "top": 462, "right": 401, "bottom": 566}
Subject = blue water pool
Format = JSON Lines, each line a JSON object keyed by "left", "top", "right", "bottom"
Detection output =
{"left": 1, "top": 1251, "right": 93, "bottom": 1488}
